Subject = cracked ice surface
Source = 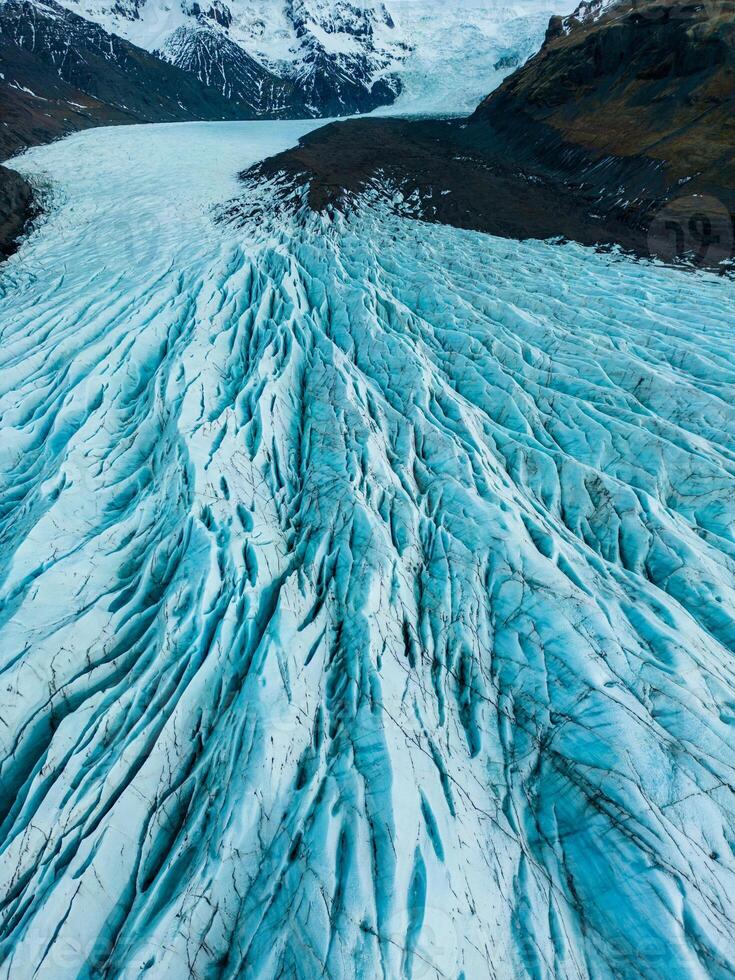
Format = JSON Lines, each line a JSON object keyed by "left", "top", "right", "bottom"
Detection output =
{"left": 1, "top": 121, "right": 735, "bottom": 980}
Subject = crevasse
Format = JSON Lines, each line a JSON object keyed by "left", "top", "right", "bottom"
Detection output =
{"left": 0, "top": 122, "right": 734, "bottom": 980}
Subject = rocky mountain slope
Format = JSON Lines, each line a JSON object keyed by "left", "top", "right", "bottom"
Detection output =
{"left": 264, "top": 0, "right": 735, "bottom": 267}
{"left": 478, "top": 0, "right": 735, "bottom": 178}
{"left": 51, "top": 0, "right": 408, "bottom": 115}
{"left": 159, "top": 26, "right": 306, "bottom": 116}
{"left": 474, "top": 0, "right": 735, "bottom": 259}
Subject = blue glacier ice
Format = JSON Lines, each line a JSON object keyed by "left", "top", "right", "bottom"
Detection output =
{"left": 0, "top": 121, "right": 734, "bottom": 979}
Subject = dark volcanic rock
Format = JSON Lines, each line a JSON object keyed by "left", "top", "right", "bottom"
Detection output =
{"left": 0, "top": 165, "right": 34, "bottom": 258}
{"left": 247, "top": 116, "right": 659, "bottom": 256}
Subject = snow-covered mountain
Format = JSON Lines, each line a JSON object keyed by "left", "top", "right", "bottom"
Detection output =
{"left": 50, "top": 0, "right": 561, "bottom": 115}
{"left": 159, "top": 25, "right": 307, "bottom": 116}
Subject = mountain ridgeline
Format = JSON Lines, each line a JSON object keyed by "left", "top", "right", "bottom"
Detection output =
{"left": 152, "top": 0, "right": 404, "bottom": 117}
{"left": 0, "top": 0, "right": 404, "bottom": 160}
{"left": 473, "top": 0, "right": 735, "bottom": 262}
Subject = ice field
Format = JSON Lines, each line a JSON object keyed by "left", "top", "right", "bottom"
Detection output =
{"left": 1, "top": 120, "right": 734, "bottom": 978}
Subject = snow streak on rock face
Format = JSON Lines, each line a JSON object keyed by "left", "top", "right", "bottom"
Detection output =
{"left": 2, "top": 122, "right": 735, "bottom": 979}
{"left": 159, "top": 26, "right": 306, "bottom": 116}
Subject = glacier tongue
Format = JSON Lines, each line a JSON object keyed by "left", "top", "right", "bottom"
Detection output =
{"left": 1, "top": 121, "right": 735, "bottom": 979}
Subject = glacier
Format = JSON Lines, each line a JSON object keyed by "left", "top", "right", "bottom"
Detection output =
{"left": 373, "top": 0, "right": 556, "bottom": 116}
{"left": 1, "top": 120, "right": 735, "bottom": 979}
